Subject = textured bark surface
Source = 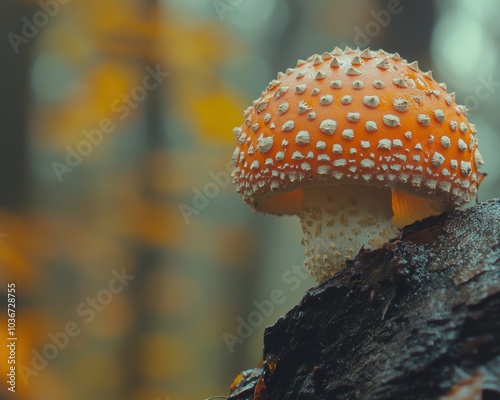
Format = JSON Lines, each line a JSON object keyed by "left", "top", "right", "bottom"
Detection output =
{"left": 227, "top": 199, "right": 500, "bottom": 400}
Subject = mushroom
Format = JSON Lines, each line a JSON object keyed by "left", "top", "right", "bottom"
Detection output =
{"left": 231, "top": 47, "right": 485, "bottom": 282}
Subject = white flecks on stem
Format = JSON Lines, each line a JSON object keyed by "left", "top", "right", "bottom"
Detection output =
{"left": 300, "top": 185, "right": 399, "bottom": 282}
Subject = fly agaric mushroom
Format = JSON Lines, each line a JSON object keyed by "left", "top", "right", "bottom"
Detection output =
{"left": 231, "top": 47, "right": 485, "bottom": 282}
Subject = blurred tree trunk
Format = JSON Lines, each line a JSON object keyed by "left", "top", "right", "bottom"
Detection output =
{"left": 122, "top": 0, "right": 167, "bottom": 397}
{"left": 0, "top": 1, "right": 35, "bottom": 210}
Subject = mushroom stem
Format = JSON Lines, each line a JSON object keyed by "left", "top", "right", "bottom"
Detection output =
{"left": 300, "top": 185, "right": 400, "bottom": 282}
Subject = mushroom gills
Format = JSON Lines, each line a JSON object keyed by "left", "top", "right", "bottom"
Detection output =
{"left": 300, "top": 185, "right": 400, "bottom": 282}
{"left": 391, "top": 189, "right": 448, "bottom": 228}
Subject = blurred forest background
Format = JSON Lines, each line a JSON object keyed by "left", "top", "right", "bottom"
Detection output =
{"left": 0, "top": 1, "right": 499, "bottom": 399}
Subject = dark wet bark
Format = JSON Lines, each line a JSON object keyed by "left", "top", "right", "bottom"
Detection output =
{"left": 226, "top": 199, "right": 500, "bottom": 400}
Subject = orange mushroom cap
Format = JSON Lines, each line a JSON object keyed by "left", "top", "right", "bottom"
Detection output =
{"left": 231, "top": 47, "right": 484, "bottom": 215}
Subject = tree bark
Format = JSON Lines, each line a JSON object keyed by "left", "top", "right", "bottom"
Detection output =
{"left": 227, "top": 199, "right": 500, "bottom": 400}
